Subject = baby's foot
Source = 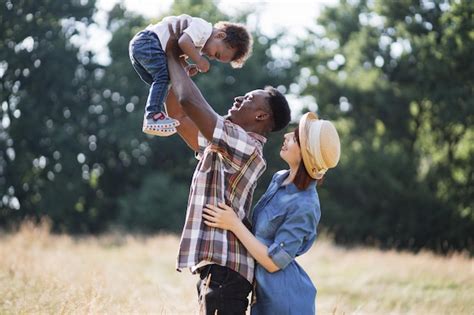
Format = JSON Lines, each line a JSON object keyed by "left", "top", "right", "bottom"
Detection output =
{"left": 142, "top": 112, "right": 180, "bottom": 136}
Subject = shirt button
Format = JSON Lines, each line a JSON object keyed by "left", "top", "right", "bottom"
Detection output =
{"left": 280, "top": 242, "right": 284, "bottom": 247}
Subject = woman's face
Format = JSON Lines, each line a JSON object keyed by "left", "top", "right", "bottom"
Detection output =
{"left": 280, "top": 130, "right": 302, "bottom": 167}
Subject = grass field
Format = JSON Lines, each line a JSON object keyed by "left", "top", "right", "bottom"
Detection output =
{"left": 0, "top": 221, "right": 472, "bottom": 314}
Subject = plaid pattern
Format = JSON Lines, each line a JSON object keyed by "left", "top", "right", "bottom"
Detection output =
{"left": 177, "top": 116, "right": 267, "bottom": 283}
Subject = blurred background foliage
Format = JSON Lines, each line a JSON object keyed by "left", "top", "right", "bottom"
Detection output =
{"left": 0, "top": 0, "right": 472, "bottom": 254}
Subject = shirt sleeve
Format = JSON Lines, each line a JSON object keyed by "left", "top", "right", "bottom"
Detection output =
{"left": 267, "top": 204, "right": 318, "bottom": 270}
{"left": 183, "top": 17, "right": 213, "bottom": 48}
{"left": 195, "top": 131, "right": 210, "bottom": 160}
{"left": 210, "top": 116, "right": 258, "bottom": 169}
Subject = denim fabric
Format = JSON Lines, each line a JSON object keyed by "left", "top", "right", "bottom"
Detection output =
{"left": 129, "top": 30, "right": 169, "bottom": 115}
{"left": 197, "top": 264, "right": 253, "bottom": 315}
{"left": 250, "top": 170, "right": 320, "bottom": 315}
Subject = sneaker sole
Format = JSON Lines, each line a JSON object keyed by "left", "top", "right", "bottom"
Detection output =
{"left": 143, "top": 127, "right": 177, "bottom": 137}
{"left": 145, "top": 117, "right": 181, "bottom": 128}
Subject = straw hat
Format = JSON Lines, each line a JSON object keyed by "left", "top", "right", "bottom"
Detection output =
{"left": 298, "top": 112, "right": 341, "bottom": 179}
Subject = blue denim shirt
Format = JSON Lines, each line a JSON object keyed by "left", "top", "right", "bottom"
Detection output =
{"left": 251, "top": 170, "right": 320, "bottom": 315}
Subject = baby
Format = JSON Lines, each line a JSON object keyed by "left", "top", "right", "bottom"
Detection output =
{"left": 129, "top": 14, "right": 253, "bottom": 136}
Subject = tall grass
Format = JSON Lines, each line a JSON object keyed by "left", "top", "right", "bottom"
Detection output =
{"left": 0, "top": 221, "right": 472, "bottom": 314}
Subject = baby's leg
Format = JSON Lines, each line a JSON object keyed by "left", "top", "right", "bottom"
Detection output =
{"left": 129, "top": 30, "right": 169, "bottom": 115}
{"left": 129, "top": 32, "right": 153, "bottom": 85}
{"left": 129, "top": 31, "right": 178, "bottom": 136}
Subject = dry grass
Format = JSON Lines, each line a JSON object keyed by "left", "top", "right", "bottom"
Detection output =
{"left": 0, "top": 221, "right": 472, "bottom": 315}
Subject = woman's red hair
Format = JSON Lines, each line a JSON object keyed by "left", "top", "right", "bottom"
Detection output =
{"left": 294, "top": 127, "right": 323, "bottom": 190}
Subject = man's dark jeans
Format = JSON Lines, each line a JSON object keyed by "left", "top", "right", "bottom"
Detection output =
{"left": 197, "top": 264, "right": 253, "bottom": 315}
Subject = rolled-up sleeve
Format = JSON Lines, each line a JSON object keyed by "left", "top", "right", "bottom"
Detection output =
{"left": 195, "top": 131, "right": 210, "bottom": 160}
{"left": 268, "top": 205, "right": 317, "bottom": 270}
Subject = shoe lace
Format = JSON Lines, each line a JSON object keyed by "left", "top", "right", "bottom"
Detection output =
{"left": 152, "top": 112, "right": 166, "bottom": 121}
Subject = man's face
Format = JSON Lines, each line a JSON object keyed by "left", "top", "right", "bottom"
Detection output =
{"left": 228, "top": 90, "right": 270, "bottom": 126}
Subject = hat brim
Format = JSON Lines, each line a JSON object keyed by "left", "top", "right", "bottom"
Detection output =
{"left": 299, "top": 112, "right": 320, "bottom": 179}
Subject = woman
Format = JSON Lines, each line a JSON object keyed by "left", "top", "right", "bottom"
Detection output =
{"left": 203, "top": 112, "right": 341, "bottom": 314}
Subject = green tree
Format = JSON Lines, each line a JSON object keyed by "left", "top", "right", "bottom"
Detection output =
{"left": 0, "top": 0, "right": 297, "bottom": 233}
{"left": 0, "top": 0, "right": 104, "bottom": 232}
{"left": 295, "top": 0, "right": 473, "bottom": 253}
{"left": 117, "top": 173, "right": 190, "bottom": 232}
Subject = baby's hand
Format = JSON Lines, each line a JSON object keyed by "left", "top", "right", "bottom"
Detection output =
{"left": 196, "top": 56, "right": 210, "bottom": 73}
{"left": 185, "top": 64, "right": 199, "bottom": 77}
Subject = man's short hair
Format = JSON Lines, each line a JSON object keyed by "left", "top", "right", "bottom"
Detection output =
{"left": 264, "top": 86, "right": 291, "bottom": 132}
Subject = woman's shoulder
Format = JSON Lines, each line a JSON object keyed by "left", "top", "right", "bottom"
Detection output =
{"left": 272, "top": 169, "right": 289, "bottom": 181}
{"left": 290, "top": 190, "right": 320, "bottom": 219}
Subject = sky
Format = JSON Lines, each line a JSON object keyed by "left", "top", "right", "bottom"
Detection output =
{"left": 88, "top": 0, "right": 338, "bottom": 119}
{"left": 90, "top": 0, "right": 336, "bottom": 64}
{"left": 96, "top": 0, "right": 335, "bottom": 36}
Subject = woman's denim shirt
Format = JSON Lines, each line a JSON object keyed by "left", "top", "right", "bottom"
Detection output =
{"left": 252, "top": 170, "right": 321, "bottom": 269}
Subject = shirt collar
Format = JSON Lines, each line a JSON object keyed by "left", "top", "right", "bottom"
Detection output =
{"left": 225, "top": 117, "right": 267, "bottom": 145}
{"left": 276, "top": 169, "right": 316, "bottom": 194}
{"left": 247, "top": 132, "right": 267, "bottom": 145}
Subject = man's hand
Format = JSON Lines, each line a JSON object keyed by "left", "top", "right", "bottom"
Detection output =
{"left": 166, "top": 18, "right": 218, "bottom": 142}
{"left": 167, "top": 19, "right": 189, "bottom": 58}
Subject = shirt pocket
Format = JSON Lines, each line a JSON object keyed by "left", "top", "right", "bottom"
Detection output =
{"left": 198, "top": 150, "right": 239, "bottom": 175}
{"left": 222, "top": 157, "right": 239, "bottom": 175}
{"left": 257, "top": 205, "right": 287, "bottom": 239}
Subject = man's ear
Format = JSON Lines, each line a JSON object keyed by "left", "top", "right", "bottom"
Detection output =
{"left": 256, "top": 111, "right": 270, "bottom": 121}
{"left": 215, "top": 31, "right": 227, "bottom": 40}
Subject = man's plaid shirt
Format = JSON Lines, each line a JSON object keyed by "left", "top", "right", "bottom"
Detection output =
{"left": 177, "top": 116, "right": 267, "bottom": 283}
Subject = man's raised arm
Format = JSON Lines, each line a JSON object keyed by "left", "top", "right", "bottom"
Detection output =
{"left": 166, "top": 22, "right": 218, "bottom": 142}
{"left": 165, "top": 89, "right": 199, "bottom": 151}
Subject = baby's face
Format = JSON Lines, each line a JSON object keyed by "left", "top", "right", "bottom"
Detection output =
{"left": 203, "top": 38, "right": 236, "bottom": 64}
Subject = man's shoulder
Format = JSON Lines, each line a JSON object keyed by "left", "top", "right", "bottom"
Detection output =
{"left": 220, "top": 118, "right": 266, "bottom": 150}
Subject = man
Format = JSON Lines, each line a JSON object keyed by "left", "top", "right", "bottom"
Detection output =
{"left": 165, "top": 21, "right": 291, "bottom": 314}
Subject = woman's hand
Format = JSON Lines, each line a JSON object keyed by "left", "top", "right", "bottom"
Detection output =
{"left": 203, "top": 202, "right": 240, "bottom": 232}
{"left": 204, "top": 202, "right": 281, "bottom": 273}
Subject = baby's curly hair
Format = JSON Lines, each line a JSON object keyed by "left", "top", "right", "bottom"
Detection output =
{"left": 214, "top": 21, "right": 253, "bottom": 68}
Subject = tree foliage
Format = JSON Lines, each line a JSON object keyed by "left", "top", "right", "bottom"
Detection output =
{"left": 295, "top": 0, "right": 473, "bottom": 253}
{"left": 1, "top": 0, "right": 472, "bottom": 253}
{"left": 0, "top": 0, "right": 291, "bottom": 234}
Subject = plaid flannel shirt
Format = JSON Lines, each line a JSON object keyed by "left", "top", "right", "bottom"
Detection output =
{"left": 177, "top": 116, "right": 267, "bottom": 283}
